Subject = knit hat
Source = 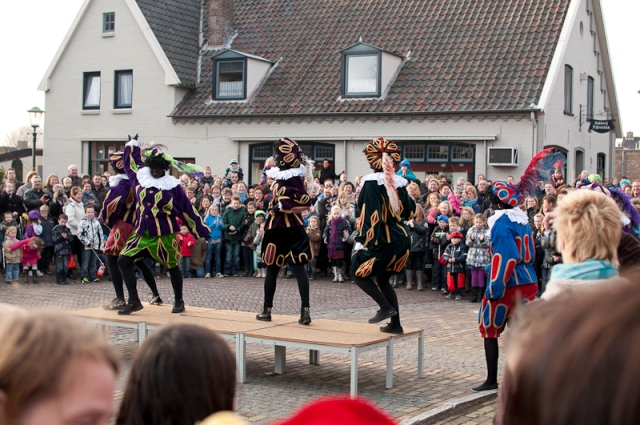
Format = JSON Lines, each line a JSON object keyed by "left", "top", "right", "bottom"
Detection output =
{"left": 272, "top": 396, "right": 396, "bottom": 425}
{"left": 588, "top": 174, "right": 602, "bottom": 183}
{"left": 109, "top": 151, "right": 125, "bottom": 172}
{"left": 450, "top": 231, "right": 463, "bottom": 239}
{"left": 399, "top": 158, "right": 410, "bottom": 168}
{"left": 620, "top": 179, "right": 631, "bottom": 186}
{"left": 230, "top": 159, "right": 238, "bottom": 165}
{"left": 363, "top": 137, "right": 401, "bottom": 171}
{"left": 28, "top": 210, "right": 40, "bottom": 220}
{"left": 254, "top": 210, "right": 266, "bottom": 218}
{"left": 436, "top": 215, "right": 449, "bottom": 223}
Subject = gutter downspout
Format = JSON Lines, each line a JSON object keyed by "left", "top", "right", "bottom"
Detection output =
{"left": 343, "top": 140, "right": 347, "bottom": 176}
{"left": 531, "top": 111, "right": 538, "bottom": 159}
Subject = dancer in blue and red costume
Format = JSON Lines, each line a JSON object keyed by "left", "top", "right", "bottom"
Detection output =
{"left": 256, "top": 138, "right": 315, "bottom": 325}
{"left": 473, "top": 148, "right": 565, "bottom": 392}
{"left": 118, "top": 135, "right": 210, "bottom": 315}
{"left": 100, "top": 150, "right": 163, "bottom": 311}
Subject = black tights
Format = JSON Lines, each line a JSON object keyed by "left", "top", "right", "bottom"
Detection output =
{"left": 118, "top": 254, "right": 176, "bottom": 302}
{"left": 354, "top": 270, "right": 401, "bottom": 328}
{"left": 263, "top": 263, "right": 309, "bottom": 308}
{"left": 107, "top": 255, "right": 158, "bottom": 300}
{"left": 483, "top": 338, "right": 499, "bottom": 385}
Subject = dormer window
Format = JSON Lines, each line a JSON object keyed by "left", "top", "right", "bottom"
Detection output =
{"left": 212, "top": 50, "right": 273, "bottom": 101}
{"left": 340, "top": 41, "right": 403, "bottom": 99}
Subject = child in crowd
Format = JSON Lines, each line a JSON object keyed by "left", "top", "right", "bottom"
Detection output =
{"left": 406, "top": 205, "right": 428, "bottom": 291}
{"left": 465, "top": 214, "right": 491, "bottom": 303}
{"left": 219, "top": 188, "right": 233, "bottom": 214}
{"left": 77, "top": 205, "right": 104, "bottom": 283}
{"left": 448, "top": 186, "right": 462, "bottom": 215}
{"left": 241, "top": 202, "right": 257, "bottom": 277}
{"left": 3, "top": 226, "right": 21, "bottom": 283}
{"left": 427, "top": 200, "right": 454, "bottom": 224}
{"left": 305, "top": 215, "right": 322, "bottom": 281}
{"left": 178, "top": 224, "right": 196, "bottom": 278}
{"left": 459, "top": 207, "right": 475, "bottom": 236}
{"left": 52, "top": 214, "right": 73, "bottom": 285}
{"left": 430, "top": 215, "right": 450, "bottom": 292}
{"left": 225, "top": 159, "right": 244, "bottom": 182}
{"left": 246, "top": 210, "right": 265, "bottom": 277}
{"left": 253, "top": 220, "right": 266, "bottom": 278}
{"left": 443, "top": 231, "right": 467, "bottom": 300}
{"left": 211, "top": 185, "right": 222, "bottom": 206}
{"left": 222, "top": 195, "right": 245, "bottom": 276}
{"left": 62, "top": 176, "right": 73, "bottom": 197}
{"left": 11, "top": 237, "right": 44, "bottom": 284}
{"left": 25, "top": 210, "right": 41, "bottom": 239}
{"left": 38, "top": 205, "right": 55, "bottom": 275}
{"left": 204, "top": 204, "right": 224, "bottom": 278}
{"left": 323, "top": 205, "right": 351, "bottom": 282}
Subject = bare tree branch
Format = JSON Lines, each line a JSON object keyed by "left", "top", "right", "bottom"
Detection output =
{"left": 3, "top": 125, "right": 31, "bottom": 147}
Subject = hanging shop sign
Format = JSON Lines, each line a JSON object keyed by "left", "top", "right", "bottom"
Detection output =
{"left": 588, "top": 119, "right": 615, "bottom": 133}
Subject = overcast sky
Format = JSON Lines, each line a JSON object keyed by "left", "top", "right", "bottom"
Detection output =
{"left": 0, "top": 0, "right": 637, "bottom": 143}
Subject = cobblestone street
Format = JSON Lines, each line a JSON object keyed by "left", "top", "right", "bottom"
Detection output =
{"left": 1, "top": 273, "right": 502, "bottom": 423}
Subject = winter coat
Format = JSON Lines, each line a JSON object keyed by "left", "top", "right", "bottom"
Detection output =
{"left": 10, "top": 238, "right": 41, "bottom": 265}
{"left": 204, "top": 215, "right": 225, "bottom": 242}
{"left": 244, "top": 221, "right": 260, "bottom": 248}
{"left": 0, "top": 192, "right": 25, "bottom": 216}
{"left": 189, "top": 238, "right": 207, "bottom": 270}
{"left": 63, "top": 199, "right": 85, "bottom": 235}
{"left": 408, "top": 219, "right": 428, "bottom": 253}
{"left": 448, "top": 195, "right": 462, "bottom": 215}
{"left": 39, "top": 217, "right": 55, "bottom": 247}
{"left": 253, "top": 232, "right": 264, "bottom": 256}
{"left": 540, "top": 230, "right": 563, "bottom": 268}
{"left": 78, "top": 217, "right": 104, "bottom": 251}
{"left": 3, "top": 238, "right": 22, "bottom": 264}
{"left": 178, "top": 232, "right": 196, "bottom": 257}
{"left": 222, "top": 206, "right": 245, "bottom": 242}
{"left": 23, "top": 187, "right": 51, "bottom": 212}
{"left": 81, "top": 191, "right": 100, "bottom": 210}
{"left": 52, "top": 224, "right": 73, "bottom": 256}
{"left": 443, "top": 242, "right": 467, "bottom": 273}
{"left": 465, "top": 225, "right": 491, "bottom": 268}
{"left": 323, "top": 218, "right": 351, "bottom": 251}
{"left": 430, "top": 226, "right": 450, "bottom": 258}
{"left": 306, "top": 226, "right": 322, "bottom": 256}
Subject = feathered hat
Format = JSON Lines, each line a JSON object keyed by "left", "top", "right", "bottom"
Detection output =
{"left": 363, "top": 137, "right": 403, "bottom": 215}
{"left": 272, "top": 137, "right": 315, "bottom": 195}
{"left": 142, "top": 147, "right": 205, "bottom": 178}
{"left": 110, "top": 151, "right": 125, "bottom": 172}
{"left": 492, "top": 148, "right": 566, "bottom": 207}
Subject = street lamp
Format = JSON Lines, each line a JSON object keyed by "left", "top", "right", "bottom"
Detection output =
{"left": 27, "top": 106, "right": 44, "bottom": 171}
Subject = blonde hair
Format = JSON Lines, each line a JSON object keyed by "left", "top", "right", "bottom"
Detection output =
{"left": 464, "top": 186, "right": 478, "bottom": 198}
{"left": 0, "top": 311, "right": 118, "bottom": 423}
{"left": 330, "top": 205, "right": 342, "bottom": 215}
{"left": 460, "top": 206, "right": 475, "bottom": 226}
{"left": 553, "top": 190, "right": 621, "bottom": 266}
{"left": 414, "top": 204, "right": 425, "bottom": 223}
{"left": 438, "top": 201, "right": 453, "bottom": 217}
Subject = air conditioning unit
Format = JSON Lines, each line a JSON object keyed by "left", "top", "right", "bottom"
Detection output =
{"left": 488, "top": 148, "right": 519, "bottom": 166}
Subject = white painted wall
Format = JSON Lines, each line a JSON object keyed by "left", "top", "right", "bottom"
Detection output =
{"left": 539, "top": 0, "right": 614, "bottom": 180}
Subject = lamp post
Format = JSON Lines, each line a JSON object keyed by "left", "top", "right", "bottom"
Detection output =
{"left": 27, "top": 106, "right": 44, "bottom": 171}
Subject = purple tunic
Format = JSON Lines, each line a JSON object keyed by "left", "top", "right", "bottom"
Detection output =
{"left": 99, "top": 177, "right": 136, "bottom": 227}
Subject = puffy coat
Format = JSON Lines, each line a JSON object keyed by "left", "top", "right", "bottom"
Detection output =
{"left": 63, "top": 198, "right": 85, "bottom": 235}
{"left": 443, "top": 242, "right": 467, "bottom": 273}
{"left": 222, "top": 206, "right": 245, "bottom": 242}
{"left": 409, "top": 220, "right": 428, "bottom": 253}
{"left": 52, "top": 225, "right": 73, "bottom": 256}
{"left": 323, "top": 218, "right": 351, "bottom": 251}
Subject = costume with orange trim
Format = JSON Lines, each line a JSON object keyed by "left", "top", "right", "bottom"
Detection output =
{"left": 473, "top": 148, "right": 565, "bottom": 393}
{"left": 256, "top": 138, "right": 315, "bottom": 325}
{"left": 351, "top": 137, "right": 416, "bottom": 335}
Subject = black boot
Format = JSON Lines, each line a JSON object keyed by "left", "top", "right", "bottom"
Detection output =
{"left": 380, "top": 323, "right": 404, "bottom": 334}
{"left": 256, "top": 307, "right": 272, "bottom": 321}
{"left": 298, "top": 307, "right": 311, "bottom": 325}
{"left": 118, "top": 299, "right": 143, "bottom": 315}
{"left": 23, "top": 273, "right": 29, "bottom": 283}
{"left": 368, "top": 308, "right": 397, "bottom": 324}
{"left": 171, "top": 299, "right": 185, "bottom": 313}
{"left": 470, "top": 287, "right": 478, "bottom": 303}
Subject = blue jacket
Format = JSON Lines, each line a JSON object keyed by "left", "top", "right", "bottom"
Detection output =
{"left": 204, "top": 215, "right": 225, "bottom": 241}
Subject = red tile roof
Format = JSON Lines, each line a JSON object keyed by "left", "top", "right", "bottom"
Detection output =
{"left": 172, "top": 0, "right": 569, "bottom": 117}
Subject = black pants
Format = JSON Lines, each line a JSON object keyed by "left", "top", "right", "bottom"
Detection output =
{"left": 107, "top": 255, "right": 157, "bottom": 300}
{"left": 118, "top": 253, "right": 171, "bottom": 302}
{"left": 354, "top": 270, "right": 401, "bottom": 329}
{"left": 263, "top": 263, "right": 309, "bottom": 309}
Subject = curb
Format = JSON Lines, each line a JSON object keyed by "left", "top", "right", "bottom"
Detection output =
{"left": 400, "top": 391, "right": 498, "bottom": 425}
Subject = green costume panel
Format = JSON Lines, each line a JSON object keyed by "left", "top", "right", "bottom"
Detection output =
{"left": 120, "top": 231, "right": 181, "bottom": 269}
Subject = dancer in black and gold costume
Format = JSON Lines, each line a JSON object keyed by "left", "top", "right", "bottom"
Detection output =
{"left": 351, "top": 137, "right": 416, "bottom": 334}
{"left": 256, "top": 138, "right": 315, "bottom": 325}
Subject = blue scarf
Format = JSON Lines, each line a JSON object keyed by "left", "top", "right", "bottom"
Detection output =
{"left": 463, "top": 198, "right": 477, "bottom": 208}
{"left": 550, "top": 259, "right": 619, "bottom": 281}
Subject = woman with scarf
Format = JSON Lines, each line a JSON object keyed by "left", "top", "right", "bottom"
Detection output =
{"left": 351, "top": 138, "right": 416, "bottom": 335}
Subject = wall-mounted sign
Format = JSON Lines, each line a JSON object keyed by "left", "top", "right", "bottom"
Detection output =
{"left": 588, "top": 119, "right": 615, "bottom": 133}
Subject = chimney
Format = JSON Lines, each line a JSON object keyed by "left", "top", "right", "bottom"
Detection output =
{"left": 627, "top": 131, "right": 634, "bottom": 140}
{"left": 208, "top": 0, "right": 235, "bottom": 48}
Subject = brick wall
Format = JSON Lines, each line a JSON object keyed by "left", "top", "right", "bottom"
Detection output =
{"left": 615, "top": 149, "right": 640, "bottom": 180}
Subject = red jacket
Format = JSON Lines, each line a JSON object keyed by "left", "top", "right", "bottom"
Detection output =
{"left": 178, "top": 232, "right": 195, "bottom": 257}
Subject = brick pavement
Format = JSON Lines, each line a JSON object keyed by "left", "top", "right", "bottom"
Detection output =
{"left": 0, "top": 273, "right": 502, "bottom": 424}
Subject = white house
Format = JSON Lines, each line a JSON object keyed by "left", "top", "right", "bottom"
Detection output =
{"left": 40, "top": 0, "right": 621, "bottom": 185}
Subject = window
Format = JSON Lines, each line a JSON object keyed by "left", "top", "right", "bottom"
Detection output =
{"left": 403, "top": 145, "right": 425, "bottom": 161}
{"left": 451, "top": 145, "right": 474, "bottom": 162}
{"left": 89, "top": 141, "right": 125, "bottom": 175}
{"left": 103, "top": 12, "right": 115, "bottom": 33}
{"left": 596, "top": 153, "right": 606, "bottom": 177}
{"left": 564, "top": 65, "right": 573, "bottom": 114}
{"left": 252, "top": 145, "right": 272, "bottom": 160}
{"left": 427, "top": 145, "right": 449, "bottom": 162}
{"left": 314, "top": 146, "right": 334, "bottom": 161}
{"left": 114, "top": 70, "right": 133, "bottom": 108}
{"left": 213, "top": 55, "right": 246, "bottom": 100}
{"left": 341, "top": 43, "right": 381, "bottom": 97}
{"left": 83, "top": 72, "right": 101, "bottom": 110}
{"left": 587, "top": 76, "right": 594, "bottom": 120}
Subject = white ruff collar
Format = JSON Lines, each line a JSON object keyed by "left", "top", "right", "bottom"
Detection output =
{"left": 109, "top": 174, "right": 129, "bottom": 186}
{"left": 266, "top": 165, "right": 307, "bottom": 180}
{"left": 137, "top": 167, "right": 180, "bottom": 190}
{"left": 488, "top": 208, "right": 530, "bottom": 235}
{"left": 360, "top": 173, "right": 408, "bottom": 188}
